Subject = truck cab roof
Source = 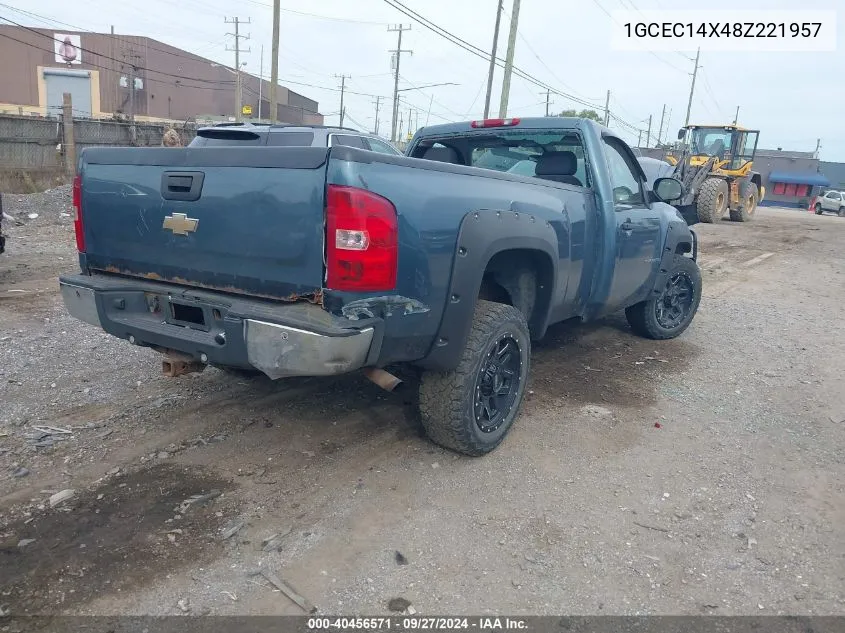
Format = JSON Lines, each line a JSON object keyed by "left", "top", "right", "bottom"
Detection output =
{"left": 414, "top": 116, "right": 609, "bottom": 139}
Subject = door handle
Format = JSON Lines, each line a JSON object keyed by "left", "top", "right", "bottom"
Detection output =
{"left": 161, "top": 171, "right": 205, "bottom": 202}
{"left": 620, "top": 221, "right": 636, "bottom": 231}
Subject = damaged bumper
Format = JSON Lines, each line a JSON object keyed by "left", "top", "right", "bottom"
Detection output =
{"left": 59, "top": 274, "right": 380, "bottom": 380}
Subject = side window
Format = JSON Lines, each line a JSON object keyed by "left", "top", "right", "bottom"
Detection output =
{"left": 602, "top": 138, "right": 645, "bottom": 207}
{"left": 366, "top": 138, "right": 402, "bottom": 155}
{"left": 831, "top": 192, "right": 842, "bottom": 201}
{"left": 267, "top": 131, "right": 315, "bottom": 147}
{"left": 331, "top": 134, "right": 367, "bottom": 149}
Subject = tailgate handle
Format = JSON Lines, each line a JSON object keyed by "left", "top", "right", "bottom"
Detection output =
{"left": 161, "top": 171, "right": 205, "bottom": 202}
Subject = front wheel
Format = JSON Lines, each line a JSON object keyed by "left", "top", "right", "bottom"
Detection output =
{"left": 625, "top": 255, "right": 702, "bottom": 340}
{"left": 419, "top": 300, "right": 530, "bottom": 456}
{"left": 815, "top": 203, "right": 824, "bottom": 215}
{"left": 730, "top": 181, "right": 758, "bottom": 222}
{"left": 696, "top": 178, "right": 728, "bottom": 223}
{"left": 839, "top": 206, "right": 845, "bottom": 217}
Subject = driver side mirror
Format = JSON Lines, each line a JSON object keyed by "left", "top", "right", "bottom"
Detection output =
{"left": 654, "top": 177, "right": 684, "bottom": 202}
{"left": 677, "top": 128, "right": 686, "bottom": 140}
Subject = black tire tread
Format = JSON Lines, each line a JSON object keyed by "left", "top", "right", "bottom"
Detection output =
{"left": 419, "top": 300, "right": 529, "bottom": 456}
{"left": 730, "top": 180, "right": 758, "bottom": 222}
{"left": 696, "top": 178, "right": 727, "bottom": 223}
{"left": 625, "top": 255, "right": 702, "bottom": 340}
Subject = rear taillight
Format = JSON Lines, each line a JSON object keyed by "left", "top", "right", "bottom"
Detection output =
{"left": 72, "top": 174, "right": 85, "bottom": 252}
{"left": 470, "top": 118, "right": 521, "bottom": 128}
{"left": 326, "top": 184, "right": 397, "bottom": 292}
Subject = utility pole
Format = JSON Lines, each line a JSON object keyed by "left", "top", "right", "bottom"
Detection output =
{"left": 645, "top": 114, "right": 652, "bottom": 148}
{"left": 269, "top": 0, "right": 280, "bottom": 123}
{"left": 483, "top": 0, "right": 503, "bottom": 119}
{"left": 258, "top": 45, "right": 263, "bottom": 119}
{"left": 121, "top": 48, "right": 142, "bottom": 143}
{"left": 542, "top": 89, "right": 554, "bottom": 117}
{"left": 110, "top": 25, "right": 118, "bottom": 116}
{"left": 336, "top": 74, "right": 350, "bottom": 127}
{"left": 603, "top": 89, "right": 610, "bottom": 126}
{"left": 407, "top": 107, "right": 413, "bottom": 139}
{"left": 637, "top": 129, "right": 643, "bottom": 148}
{"left": 62, "top": 93, "right": 76, "bottom": 175}
{"left": 225, "top": 16, "right": 251, "bottom": 122}
{"left": 498, "top": 0, "right": 521, "bottom": 118}
{"left": 684, "top": 47, "right": 701, "bottom": 127}
{"left": 373, "top": 96, "right": 382, "bottom": 135}
{"left": 426, "top": 94, "right": 434, "bottom": 126}
{"left": 657, "top": 103, "right": 666, "bottom": 146}
{"left": 398, "top": 111, "right": 404, "bottom": 144}
{"left": 814, "top": 138, "right": 821, "bottom": 159}
{"left": 733, "top": 105, "right": 740, "bottom": 125}
{"left": 388, "top": 24, "right": 412, "bottom": 142}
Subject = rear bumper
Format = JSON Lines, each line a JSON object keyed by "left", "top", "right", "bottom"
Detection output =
{"left": 59, "top": 274, "right": 380, "bottom": 379}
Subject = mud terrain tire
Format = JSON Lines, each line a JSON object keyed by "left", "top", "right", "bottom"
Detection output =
{"left": 419, "top": 300, "right": 530, "bottom": 456}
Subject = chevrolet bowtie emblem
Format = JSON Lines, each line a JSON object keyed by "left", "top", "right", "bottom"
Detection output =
{"left": 162, "top": 213, "right": 198, "bottom": 236}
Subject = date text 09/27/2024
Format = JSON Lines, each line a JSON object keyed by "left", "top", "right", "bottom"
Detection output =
{"left": 307, "top": 617, "right": 529, "bottom": 631}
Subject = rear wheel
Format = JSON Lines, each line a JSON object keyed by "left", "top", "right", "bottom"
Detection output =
{"left": 625, "top": 255, "right": 702, "bottom": 340}
{"left": 696, "top": 178, "right": 728, "bottom": 223}
{"left": 730, "top": 181, "right": 758, "bottom": 222}
{"left": 419, "top": 300, "right": 530, "bottom": 456}
{"left": 815, "top": 203, "right": 824, "bottom": 215}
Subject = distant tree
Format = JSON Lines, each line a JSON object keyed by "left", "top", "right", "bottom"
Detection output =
{"left": 559, "top": 108, "right": 603, "bottom": 122}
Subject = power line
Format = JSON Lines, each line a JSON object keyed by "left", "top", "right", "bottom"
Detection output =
{"left": 0, "top": 4, "right": 230, "bottom": 68}
{"left": 381, "top": 0, "right": 612, "bottom": 116}
{"left": 238, "top": 0, "right": 386, "bottom": 26}
{"left": 616, "top": 0, "right": 690, "bottom": 62}
{"left": 225, "top": 16, "right": 251, "bottom": 121}
{"left": 0, "top": 31, "right": 235, "bottom": 92}
{"left": 0, "top": 16, "right": 237, "bottom": 86}
{"left": 699, "top": 69, "right": 727, "bottom": 120}
{"left": 587, "top": 0, "right": 688, "bottom": 73}
{"left": 509, "top": 20, "right": 599, "bottom": 104}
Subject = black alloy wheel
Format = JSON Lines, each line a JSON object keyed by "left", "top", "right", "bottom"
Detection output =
{"left": 473, "top": 334, "right": 522, "bottom": 433}
{"left": 655, "top": 272, "right": 695, "bottom": 330}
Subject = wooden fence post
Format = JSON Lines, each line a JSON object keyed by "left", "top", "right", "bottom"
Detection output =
{"left": 62, "top": 93, "right": 76, "bottom": 175}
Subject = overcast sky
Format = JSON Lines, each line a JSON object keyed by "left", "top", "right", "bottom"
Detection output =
{"left": 5, "top": 0, "right": 844, "bottom": 159}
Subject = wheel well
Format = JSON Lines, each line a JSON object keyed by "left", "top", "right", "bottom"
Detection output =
{"left": 477, "top": 249, "right": 554, "bottom": 339}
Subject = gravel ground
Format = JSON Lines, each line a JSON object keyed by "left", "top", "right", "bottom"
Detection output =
{"left": 1, "top": 193, "right": 844, "bottom": 617}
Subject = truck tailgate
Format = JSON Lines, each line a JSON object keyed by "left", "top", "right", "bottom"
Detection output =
{"left": 79, "top": 147, "right": 329, "bottom": 300}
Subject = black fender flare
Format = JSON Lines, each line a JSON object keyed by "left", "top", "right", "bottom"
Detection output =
{"left": 649, "top": 223, "right": 697, "bottom": 300}
{"left": 418, "top": 209, "right": 559, "bottom": 372}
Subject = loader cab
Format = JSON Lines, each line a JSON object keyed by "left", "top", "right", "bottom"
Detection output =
{"left": 676, "top": 125, "right": 759, "bottom": 175}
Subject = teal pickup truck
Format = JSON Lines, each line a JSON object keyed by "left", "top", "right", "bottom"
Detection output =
{"left": 60, "top": 117, "right": 700, "bottom": 456}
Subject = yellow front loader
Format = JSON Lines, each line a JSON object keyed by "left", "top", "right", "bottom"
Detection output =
{"left": 665, "top": 125, "right": 764, "bottom": 223}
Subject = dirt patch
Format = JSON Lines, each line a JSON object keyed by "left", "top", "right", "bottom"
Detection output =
{"left": 0, "top": 464, "right": 237, "bottom": 615}
{"left": 529, "top": 314, "right": 697, "bottom": 408}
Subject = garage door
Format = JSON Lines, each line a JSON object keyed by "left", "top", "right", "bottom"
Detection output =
{"left": 44, "top": 68, "right": 92, "bottom": 118}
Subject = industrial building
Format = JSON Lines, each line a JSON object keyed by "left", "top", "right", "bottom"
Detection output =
{"left": 0, "top": 25, "right": 323, "bottom": 125}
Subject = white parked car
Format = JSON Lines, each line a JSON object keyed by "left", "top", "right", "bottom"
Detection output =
{"left": 814, "top": 190, "right": 845, "bottom": 216}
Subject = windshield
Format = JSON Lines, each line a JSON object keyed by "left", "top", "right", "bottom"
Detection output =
{"left": 413, "top": 129, "right": 589, "bottom": 186}
{"left": 689, "top": 127, "right": 735, "bottom": 159}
